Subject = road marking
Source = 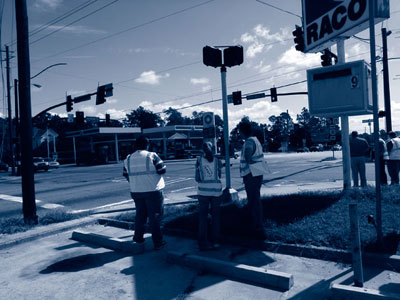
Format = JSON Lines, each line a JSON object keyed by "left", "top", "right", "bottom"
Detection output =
{"left": 169, "top": 186, "right": 195, "bottom": 193}
{"left": 70, "top": 199, "right": 134, "bottom": 214}
{"left": 165, "top": 178, "right": 193, "bottom": 185}
{"left": 0, "top": 194, "right": 65, "bottom": 210}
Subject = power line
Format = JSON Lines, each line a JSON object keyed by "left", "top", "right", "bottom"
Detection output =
{"left": 32, "top": 0, "right": 216, "bottom": 64}
{"left": 7, "top": 0, "right": 98, "bottom": 46}
{"left": 30, "top": 0, "right": 120, "bottom": 45}
{"left": 255, "top": 0, "right": 301, "bottom": 19}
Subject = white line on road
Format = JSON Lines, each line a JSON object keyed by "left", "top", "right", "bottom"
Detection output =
{"left": 165, "top": 178, "right": 193, "bottom": 185}
{"left": 70, "top": 199, "right": 134, "bottom": 214}
{"left": 169, "top": 186, "right": 195, "bottom": 193}
{"left": 0, "top": 194, "right": 64, "bottom": 209}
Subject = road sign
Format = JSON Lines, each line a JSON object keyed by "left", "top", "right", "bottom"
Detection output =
{"left": 301, "top": 0, "right": 389, "bottom": 53}
{"left": 246, "top": 93, "right": 265, "bottom": 100}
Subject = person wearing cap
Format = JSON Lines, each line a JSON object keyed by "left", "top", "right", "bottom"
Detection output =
{"left": 349, "top": 131, "right": 369, "bottom": 187}
{"left": 123, "top": 135, "right": 167, "bottom": 250}
{"left": 387, "top": 131, "right": 400, "bottom": 185}
{"left": 239, "top": 121, "right": 269, "bottom": 240}
{"left": 195, "top": 142, "right": 223, "bottom": 251}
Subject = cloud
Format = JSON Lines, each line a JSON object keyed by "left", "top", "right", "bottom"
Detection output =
{"left": 202, "top": 85, "right": 212, "bottom": 92}
{"left": 43, "top": 25, "right": 106, "bottom": 35}
{"left": 240, "top": 25, "right": 291, "bottom": 58}
{"left": 103, "top": 108, "right": 127, "bottom": 119}
{"left": 106, "top": 98, "right": 118, "bottom": 104}
{"left": 278, "top": 46, "right": 320, "bottom": 67}
{"left": 190, "top": 77, "right": 209, "bottom": 85}
{"left": 135, "top": 71, "right": 170, "bottom": 85}
{"left": 34, "top": 0, "right": 63, "bottom": 9}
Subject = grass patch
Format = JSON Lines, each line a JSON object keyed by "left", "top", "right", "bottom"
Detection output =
{"left": 0, "top": 209, "right": 88, "bottom": 235}
{"left": 163, "top": 186, "right": 400, "bottom": 254}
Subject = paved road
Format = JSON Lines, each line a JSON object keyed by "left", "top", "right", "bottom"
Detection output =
{"left": 0, "top": 151, "right": 377, "bottom": 218}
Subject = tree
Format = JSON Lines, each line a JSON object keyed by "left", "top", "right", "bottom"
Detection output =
{"left": 124, "top": 106, "right": 164, "bottom": 129}
{"left": 163, "top": 107, "right": 191, "bottom": 125}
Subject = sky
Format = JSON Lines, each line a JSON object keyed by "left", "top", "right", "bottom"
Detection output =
{"left": 1, "top": 0, "right": 400, "bottom": 134}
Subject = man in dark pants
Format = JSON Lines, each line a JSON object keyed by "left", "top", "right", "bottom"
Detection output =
{"left": 239, "top": 122, "right": 268, "bottom": 240}
{"left": 123, "top": 136, "right": 167, "bottom": 250}
{"left": 379, "top": 130, "right": 389, "bottom": 185}
{"left": 387, "top": 131, "right": 400, "bottom": 185}
{"left": 349, "top": 131, "right": 369, "bottom": 187}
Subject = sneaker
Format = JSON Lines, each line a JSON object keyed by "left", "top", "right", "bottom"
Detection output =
{"left": 133, "top": 237, "right": 145, "bottom": 244}
{"left": 154, "top": 240, "right": 167, "bottom": 250}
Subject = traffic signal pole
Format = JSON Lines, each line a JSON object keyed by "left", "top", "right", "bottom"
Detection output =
{"left": 15, "top": 0, "right": 37, "bottom": 224}
{"left": 220, "top": 66, "right": 231, "bottom": 189}
{"left": 5, "top": 46, "right": 15, "bottom": 175}
{"left": 382, "top": 28, "right": 392, "bottom": 132}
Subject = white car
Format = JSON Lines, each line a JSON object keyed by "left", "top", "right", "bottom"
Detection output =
{"left": 44, "top": 158, "right": 60, "bottom": 169}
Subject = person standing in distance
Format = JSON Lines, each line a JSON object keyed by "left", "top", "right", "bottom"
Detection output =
{"left": 387, "top": 131, "right": 400, "bottom": 185}
{"left": 379, "top": 130, "right": 389, "bottom": 185}
{"left": 123, "top": 135, "right": 167, "bottom": 250}
{"left": 195, "top": 142, "right": 223, "bottom": 251}
{"left": 239, "top": 122, "right": 268, "bottom": 240}
{"left": 349, "top": 131, "right": 369, "bottom": 188}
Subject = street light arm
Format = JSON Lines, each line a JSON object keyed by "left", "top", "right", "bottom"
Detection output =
{"left": 30, "top": 63, "right": 67, "bottom": 79}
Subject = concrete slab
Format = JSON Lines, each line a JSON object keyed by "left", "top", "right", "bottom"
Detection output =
{"left": 71, "top": 230, "right": 144, "bottom": 254}
{"left": 331, "top": 283, "right": 400, "bottom": 300}
{"left": 168, "top": 250, "right": 294, "bottom": 290}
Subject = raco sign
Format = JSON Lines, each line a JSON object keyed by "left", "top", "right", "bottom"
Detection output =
{"left": 302, "top": 0, "right": 389, "bottom": 53}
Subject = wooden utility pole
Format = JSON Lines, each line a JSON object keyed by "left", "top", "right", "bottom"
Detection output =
{"left": 382, "top": 28, "right": 392, "bottom": 133}
{"left": 15, "top": 0, "right": 37, "bottom": 224}
{"left": 5, "top": 46, "right": 15, "bottom": 175}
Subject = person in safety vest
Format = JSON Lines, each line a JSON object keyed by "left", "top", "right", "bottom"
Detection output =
{"left": 195, "top": 142, "right": 223, "bottom": 251}
{"left": 123, "top": 135, "right": 167, "bottom": 250}
{"left": 349, "top": 131, "right": 369, "bottom": 188}
{"left": 379, "top": 130, "right": 389, "bottom": 185}
{"left": 239, "top": 122, "right": 268, "bottom": 240}
{"left": 387, "top": 131, "right": 400, "bottom": 185}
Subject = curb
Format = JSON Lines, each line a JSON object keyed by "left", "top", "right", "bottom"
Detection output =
{"left": 331, "top": 283, "right": 400, "bottom": 300}
{"left": 167, "top": 250, "right": 294, "bottom": 291}
{"left": 0, "top": 216, "right": 97, "bottom": 250}
{"left": 162, "top": 228, "right": 400, "bottom": 271}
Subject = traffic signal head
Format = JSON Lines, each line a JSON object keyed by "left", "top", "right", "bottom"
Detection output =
{"left": 105, "top": 113, "right": 110, "bottom": 126}
{"left": 223, "top": 46, "right": 243, "bottom": 67}
{"left": 270, "top": 87, "right": 277, "bottom": 102}
{"left": 203, "top": 46, "right": 222, "bottom": 68}
{"left": 321, "top": 49, "right": 332, "bottom": 67}
{"left": 232, "top": 91, "right": 242, "bottom": 105}
{"left": 292, "top": 25, "right": 305, "bottom": 52}
{"left": 66, "top": 95, "right": 73, "bottom": 112}
{"left": 96, "top": 85, "right": 106, "bottom": 105}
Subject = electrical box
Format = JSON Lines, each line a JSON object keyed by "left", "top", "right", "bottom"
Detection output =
{"left": 307, "top": 60, "right": 372, "bottom": 117}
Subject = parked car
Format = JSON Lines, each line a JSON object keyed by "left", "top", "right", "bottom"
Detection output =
{"left": 0, "top": 161, "right": 8, "bottom": 172}
{"left": 44, "top": 158, "right": 60, "bottom": 169}
{"left": 331, "top": 144, "right": 342, "bottom": 151}
{"left": 296, "top": 147, "right": 309, "bottom": 153}
{"left": 310, "top": 144, "right": 324, "bottom": 152}
{"left": 33, "top": 157, "right": 49, "bottom": 172}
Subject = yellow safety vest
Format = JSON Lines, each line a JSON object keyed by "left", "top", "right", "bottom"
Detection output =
{"left": 389, "top": 137, "right": 400, "bottom": 160}
{"left": 124, "top": 150, "right": 165, "bottom": 193}
{"left": 197, "top": 157, "right": 222, "bottom": 197}
{"left": 240, "top": 136, "right": 268, "bottom": 177}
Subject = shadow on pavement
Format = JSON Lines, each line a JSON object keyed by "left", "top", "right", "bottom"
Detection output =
{"left": 39, "top": 250, "right": 128, "bottom": 274}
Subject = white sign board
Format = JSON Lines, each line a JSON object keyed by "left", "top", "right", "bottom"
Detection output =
{"left": 301, "top": 0, "right": 389, "bottom": 53}
{"left": 307, "top": 60, "right": 373, "bottom": 117}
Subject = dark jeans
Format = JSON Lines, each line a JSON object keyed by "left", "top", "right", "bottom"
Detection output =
{"left": 198, "top": 195, "right": 221, "bottom": 248}
{"left": 387, "top": 160, "right": 400, "bottom": 184}
{"left": 243, "top": 174, "right": 264, "bottom": 231}
{"left": 132, "top": 190, "right": 164, "bottom": 246}
{"left": 380, "top": 158, "right": 387, "bottom": 185}
{"left": 351, "top": 156, "right": 367, "bottom": 187}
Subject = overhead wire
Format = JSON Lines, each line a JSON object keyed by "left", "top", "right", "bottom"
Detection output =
{"left": 30, "top": 0, "right": 120, "bottom": 45}
{"left": 255, "top": 0, "right": 302, "bottom": 19}
{"left": 31, "top": 0, "right": 216, "bottom": 64}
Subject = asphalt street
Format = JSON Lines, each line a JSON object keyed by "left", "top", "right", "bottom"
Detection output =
{"left": 0, "top": 151, "right": 377, "bottom": 218}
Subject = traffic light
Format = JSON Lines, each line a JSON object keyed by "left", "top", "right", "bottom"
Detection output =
{"left": 270, "top": 87, "right": 277, "bottom": 102}
{"left": 76, "top": 111, "right": 84, "bottom": 125}
{"left": 292, "top": 25, "right": 305, "bottom": 52}
{"left": 96, "top": 85, "right": 106, "bottom": 105}
{"left": 232, "top": 91, "right": 242, "bottom": 105}
{"left": 223, "top": 46, "right": 243, "bottom": 67}
{"left": 321, "top": 49, "right": 332, "bottom": 67}
{"left": 105, "top": 113, "right": 110, "bottom": 126}
{"left": 203, "top": 46, "right": 222, "bottom": 68}
{"left": 66, "top": 95, "right": 73, "bottom": 112}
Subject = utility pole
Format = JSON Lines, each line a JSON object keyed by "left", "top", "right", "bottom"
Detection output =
{"left": 14, "top": 79, "right": 20, "bottom": 176}
{"left": 5, "top": 46, "right": 15, "bottom": 175}
{"left": 382, "top": 28, "right": 392, "bottom": 133}
{"left": 15, "top": 0, "right": 37, "bottom": 224}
